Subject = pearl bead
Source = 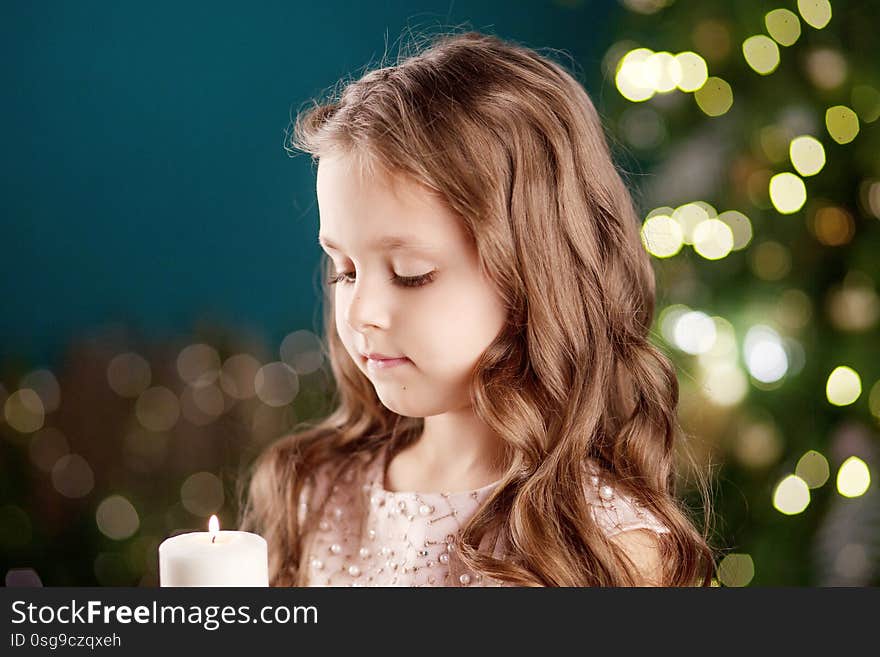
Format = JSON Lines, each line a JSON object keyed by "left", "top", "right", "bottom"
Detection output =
{"left": 459, "top": 574, "right": 471, "bottom": 585}
{"left": 367, "top": 529, "right": 376, "bottom": 540}
{"left": 380, "top": 546, "right": 391, "bottom": 556}
{"left": 590, "top": 475, "right": 599, "bottom": 485}
{"left": 359, "top": 547, "right": 370, "bottom": 558}
{"left": 330, "top": 543, "right": 342, "bottom": 554}
{"left": 446, "top": 543, "right": 455, "bottom": 552}
{"left": 318, "top": 520, "right": 330, "bottom": 531}
{"left": 599, "top": 485, "right": 614, "bottom": 501}
{"left": 348, "top": 565, "right": 361, "bottom": 577}
{"left": 370, "top": 495, "right": 381, "bottom": 506}
{"left": 439, "top": 553, "right": 449, "bottom": 565}
{"left": 419, "top": 504, "right": 433, "bottom": 516}
{"left": 333, "top": 507, "right": 343, "bottom": 519}
{"left": 311, "top": 559, "right": 323, "bottom": 570}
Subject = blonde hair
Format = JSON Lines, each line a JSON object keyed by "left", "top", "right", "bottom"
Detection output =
{"left": 239, "top": 29, "right": 718, "bottom": 586}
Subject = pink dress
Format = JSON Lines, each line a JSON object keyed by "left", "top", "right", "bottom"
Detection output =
{"left": 297, "top": 442, "right": 669, "bottom": 586}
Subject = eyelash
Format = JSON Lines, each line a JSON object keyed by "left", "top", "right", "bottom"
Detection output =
{"left": 327, "top": 270, "right": 437, "bottom": 288}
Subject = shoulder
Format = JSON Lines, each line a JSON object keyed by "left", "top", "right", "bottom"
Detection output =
{"left": 583, "top": 458, "right": 671, "bottom": 539}
{"left": 583, "top": 459, "right": 671, "bottom": 586}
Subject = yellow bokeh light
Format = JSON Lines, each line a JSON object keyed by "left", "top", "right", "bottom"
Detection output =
{"left": 797, "top": 0, "right": 832, "bottom": 29}
{"left": 773, "top": 474, "right": 810, "bottom": 515}
{"left": 646, "top": 51, "right": 682, "bottom": 93}
{"left": 796, "top": 450, "right": 830, "bottom": 488}
{"left": 826, "top": 365, "right": 862, "bottom": 406}
{"left": 769, "top": 172, "right": 807, "bottom": 214}
{"left": 694, "top": 77, "right": 733, "bottom": 116}
{"left": 789, "top": 135, "right": 826, "bottom": 176}
{"left": 765, "top": 8, "right": 801, "bottom": 46}
{"left": 675, "top": 51, "right": 708, "bottom": 92}
{"left": 640, "top": 215, "right": 684, "bottom": 258}
{"left": 717, "top": 554, "right": 755, "bottom": 587}
{"left": 672, "top": 203, "right": 709, "bottom": 244}
{"left": 615, "top": 48, "right": 656, "bottom": 102}
{"left": 692, "top": 219, "right": 734, "bottom": 260}
{"left": 825, "top": 106, "right": 859, "bottom": 144}
{"left": 869, "top": 380, "right": 880, "bottom": 419}
{"left": 742, "top": 35, "right": 780, "bottom": 75}
{"left": 836, "top": 456, "right": 871, "bottom": 498}
{"left": 851, "top": 85, "right": 880, "bottom": 123}
{"left": 718, "top": 210, "right": 753, "bottom": 250}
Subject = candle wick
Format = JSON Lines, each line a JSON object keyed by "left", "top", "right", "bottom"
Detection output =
{"left": 212, "top": 535, "right": 216, "bottom": 544}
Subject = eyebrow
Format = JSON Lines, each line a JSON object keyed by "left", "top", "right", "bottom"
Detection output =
{"left": 318, "top": 234, "right": 439, "bottom": 252}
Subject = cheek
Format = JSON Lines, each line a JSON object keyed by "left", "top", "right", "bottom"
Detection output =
{"left": 415, "top": 282, "right": 506, "bottom": 366}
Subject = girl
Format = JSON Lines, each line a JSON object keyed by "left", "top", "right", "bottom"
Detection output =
{"left": 239, "top": 30, "right": 717, "bottom": 586}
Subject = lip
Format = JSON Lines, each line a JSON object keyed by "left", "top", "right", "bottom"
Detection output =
{"left": 360, "top": 353, "right": 410, "bottom": 369}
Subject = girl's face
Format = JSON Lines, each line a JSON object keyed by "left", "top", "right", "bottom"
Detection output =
{"left": 316, "top": 154, "right": 508, "bottom": 418}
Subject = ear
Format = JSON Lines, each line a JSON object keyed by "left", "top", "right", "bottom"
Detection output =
{"left": 608, "top": 529, "right": 667, "bottom": 587}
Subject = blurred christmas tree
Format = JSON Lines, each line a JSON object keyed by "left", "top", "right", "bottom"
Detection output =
{"left": 601, "top": 0, "right": 880, "bottom": 584}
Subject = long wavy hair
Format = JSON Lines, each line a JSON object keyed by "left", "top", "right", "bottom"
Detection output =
{"left": 239, "top": 29, "right": 718, "bottom": 586}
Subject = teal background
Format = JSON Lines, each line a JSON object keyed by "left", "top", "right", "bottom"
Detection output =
{"left": 1, "top": 0, "right": 615, "bottom": 368}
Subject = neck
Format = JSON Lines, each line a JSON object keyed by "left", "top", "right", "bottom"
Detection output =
{"left": 386, "top": 408, "right": 507, "bottom": 492}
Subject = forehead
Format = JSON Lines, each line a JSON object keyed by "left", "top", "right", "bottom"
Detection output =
{"left": 316, "top": 154, "right": 468, "bottom": 254}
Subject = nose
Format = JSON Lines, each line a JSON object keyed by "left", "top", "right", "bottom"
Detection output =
{"left": 342, "top": 273, "right": 391, "bottom": 333}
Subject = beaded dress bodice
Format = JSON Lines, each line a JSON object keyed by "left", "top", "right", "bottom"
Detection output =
{"left": 297, "top": 443, "right": 669, "bottom": 586}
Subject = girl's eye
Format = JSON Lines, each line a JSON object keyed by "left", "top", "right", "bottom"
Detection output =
{"left": 327, "top": 270, "right": 436, "bottom": 288}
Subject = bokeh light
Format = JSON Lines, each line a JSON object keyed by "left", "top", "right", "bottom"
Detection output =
{"left": 51, "top": 454, "right": 95, "bottom": 498}
{"left": 744, "top": 325, "right": 789, "bottom": 384}
{"left": 765, "top": 8, "right": 801, "bottom": 46}
{"left": 180, "top": 472, "right": 225, "bottom": 517}
{"left": 769, "top": 172, "right": 807, "bottom": 214}
{"left": 825, "top": 105, "right": 859, "bottom": 144}
{"left": 280, "top": 330, "right": 325, "bottom": 375}
{"left": 742, "top": 35, "right": 780, "bottom": 75}
{"left": 176, "top": 343, "right": 221, "bottom": 388}
{"left": 717, "top": 553, "right": 755, "bottom": 586}
{"left": 694, "top": 77, "right": 733, "bottom": 116}
{"left": 219, "top": 353, "right": 261, "bottom": 400}
{"left": 836, "top": 456, "right": 871, "bottom": 498}
{"left": 789, "top": 135, "right": 825, "bottom": 176}
{"left": 825, "top": 366, "right": 861, "bottom": 406}
{"left": 773, "top": 474, "right": 810, "bottom": 515}
{"left": 135, "top": 386, "right": 180, "bottom": 432}
{"left": 96, "top": 495, "right": 140, "bottom": 540}
{"left": 254, "top": 362, "right": 299, "bottom": 407}
{"left": 692, "top": 219, "right": 734, "bottom": 260}
{"left": 717, "top": 210, "right": 753, "bottom": 250}
{"left": 4, "top": 389, "right": 44, "bottom": 433}
{"left": 19, "top": 369, "right": 60, "bottom": 413}
{"left": 641, "top": 214, "right": 684, "bottom": 257}
{"left": 811, "top": 205, "right": 855, "bottom": 246}
{"left": 797, "top": 0, "right": 832, "bottom": 30}
{"left": 796, "top": 450, "right": 830, "bottom": 488}
{"left": 107, "top": 352, "right": 152, "bottom": 398}
{"left": 674, "top": 311, "right": 717, "bottom": 355}
{"left": 674, "top": 51, "right": 708, "bottom": 92}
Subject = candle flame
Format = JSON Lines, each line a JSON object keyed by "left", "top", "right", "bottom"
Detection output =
{"left": 208, "top": 515, "right": 220, "bottom": 534}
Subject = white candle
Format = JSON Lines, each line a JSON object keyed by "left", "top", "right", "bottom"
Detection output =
{"left": 159, "top": 515, "right": 269, "bottom": 587}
